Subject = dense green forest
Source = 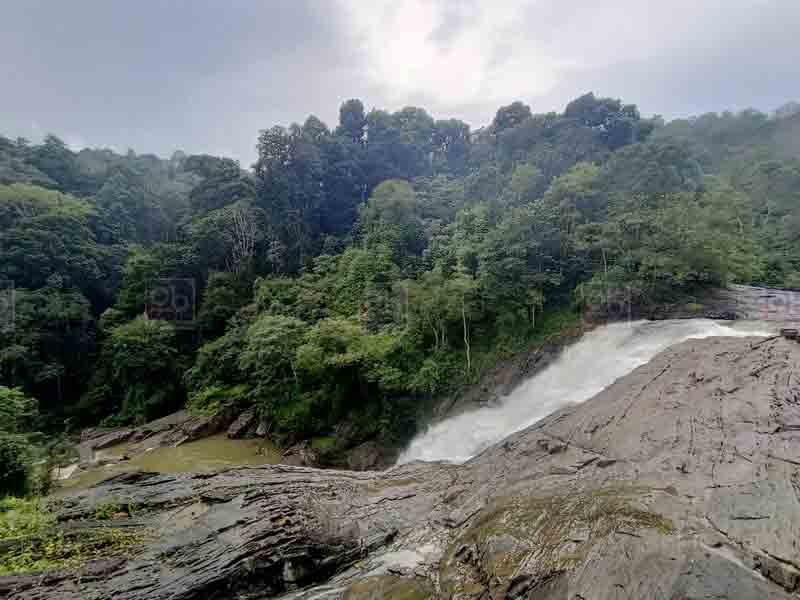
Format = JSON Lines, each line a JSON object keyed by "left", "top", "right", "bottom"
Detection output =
{"left": 1, "top": 93, "right": 800, "bottom": 491}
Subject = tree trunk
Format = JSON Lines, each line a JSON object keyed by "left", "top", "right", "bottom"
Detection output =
{"left": 462, "top": 298, "right": 470, "bottom": 374}
{"left": 601, "top": 247, "right": 609, "bottom": 311}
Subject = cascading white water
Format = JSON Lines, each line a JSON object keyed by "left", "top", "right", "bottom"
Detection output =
{"left": 397, "top": 319, "right": 774, "bottom": 465}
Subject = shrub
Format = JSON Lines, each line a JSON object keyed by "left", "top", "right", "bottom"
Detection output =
{"left": 187, "top": 384, "right": 250, "bottom": 417}
{"left": 0, "top": 435, "right": 34, "bottom": 497}
{"left": 0, "top": 497, "right": 144, "bottom": 576}
{"left": 0, "top": 387, "right": 38, "bottom": 434}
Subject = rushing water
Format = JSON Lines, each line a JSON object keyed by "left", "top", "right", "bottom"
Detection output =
{"left": 398, "top": 319, "right": 775, "bottom": 465}
{"left": 56, "top": 433, "right": 281, "bottom": 492}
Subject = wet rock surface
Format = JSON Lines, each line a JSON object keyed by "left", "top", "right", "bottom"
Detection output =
{"left": 633, "top": 283, "right": 800, "bottom": 322}
{"left": 281, "top": 440, "right": 320, "bottom": 467}
{"left": 7, "top": 334, "right": 800, "bottom": 598}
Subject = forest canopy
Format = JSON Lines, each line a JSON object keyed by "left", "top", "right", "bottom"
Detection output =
{"left": 2, "top": 93, "right": 799, "bottom": 458}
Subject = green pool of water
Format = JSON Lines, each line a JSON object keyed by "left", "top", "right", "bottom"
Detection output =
{"left": 57, "top": 434, "right": 281, "bottom": 491}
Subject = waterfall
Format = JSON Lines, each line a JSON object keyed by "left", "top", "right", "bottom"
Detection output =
{"left": 397, "top": 319, "right": 774, "bottom": 464}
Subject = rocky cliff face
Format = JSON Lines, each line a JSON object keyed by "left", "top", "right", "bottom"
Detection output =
{"left": 5, "top": 333, "right": 800, "bottom": 599}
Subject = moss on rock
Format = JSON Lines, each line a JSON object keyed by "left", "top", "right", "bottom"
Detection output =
{"left": 344, "top": 575, "right": 433, "bottom": 599}
{"left": 440, "top": 485, "right": 674, "bottom": 597}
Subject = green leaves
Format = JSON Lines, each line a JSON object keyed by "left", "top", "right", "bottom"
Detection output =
{"left": 239, "top": 315, "right": 307, "bottom": 388}
{"left": 580, "top": 190, "right": 744, "bottom": 306}
{"left": 359, "top": 180, "right": 425, "bottom": 269}
{"left": 0, "top": 435, "right": 34, "bottom": 497}
{"left": 0, "top": 387, "right": 37, "bottom": 435}
{"left": 84, "top": 317, "right": 182, "bottom": 425}
{"left": 3, "top": 93, "right": 800, "bottom": 452}
{"left": 0, "top": 387, "right": 38, "bottom": 496}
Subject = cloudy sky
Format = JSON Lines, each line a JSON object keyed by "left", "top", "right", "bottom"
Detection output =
{"left": 2, "top": 0, "right": 798, "bottom": 163}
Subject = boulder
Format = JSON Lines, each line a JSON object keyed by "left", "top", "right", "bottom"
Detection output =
{"left": 345, "top": 440, "right": 391, "bottom": 471}
{"left": 227, "top": 409, "right": 256, "bottom": 439}
{"left": 281, "top": 441, "right": 319, "bottom": 467}
{"left": 90, "top": 428, "right": 135, "bottom": 450}
{"left": 160, "top": 406, "right": 238, "bottom": 447}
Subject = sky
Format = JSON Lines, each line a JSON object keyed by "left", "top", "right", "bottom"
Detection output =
{"left": 2, "top": 0, "right": 799, "bottom": 164}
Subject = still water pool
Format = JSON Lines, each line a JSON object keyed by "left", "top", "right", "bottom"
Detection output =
{"left": 55, "top": 433, "right": 281, "bottom": 491}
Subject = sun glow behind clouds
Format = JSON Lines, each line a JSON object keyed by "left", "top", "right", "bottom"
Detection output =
{"left": 334, "top": 0, "right": 799, "bottom": 126}
{"left": 337, "top": 0, "right": 576, "bottom": 107}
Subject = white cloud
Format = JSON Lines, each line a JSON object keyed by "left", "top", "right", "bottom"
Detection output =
{"left": 334, "top": 0, "right": 800, "bottom": 124}
{"left": 2, "top": 0, "right": 797, "bottom": 160}
{"left": 336, "top": 0, "right": 574, "bottom": 107}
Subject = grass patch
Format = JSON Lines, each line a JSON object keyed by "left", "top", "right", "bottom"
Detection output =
{"left": 187, "top": 384, "right": 249, "bottom": 417}
{"left": 440, "top": 485, "right": 673, "bottom": 594}
{"left": 310, "top": 436, "right": 337, "bottom": 452}
{"left": 94, "top": 499, "right": 138, "bottom": 521}
{"left": 0, "top": 496, "right": 145, "bottom": 576}
{"left": 0, "top": 497, "right": 54, "bottom": 540}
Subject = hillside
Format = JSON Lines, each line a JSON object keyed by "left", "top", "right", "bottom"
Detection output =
{"left": 2, "top": 94, "right": 800, "bottom": 493}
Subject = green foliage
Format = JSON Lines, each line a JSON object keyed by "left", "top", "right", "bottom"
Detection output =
{"left": 85, "top": 317, "right": 182, "bottom": 425}
{"left": 2, "top": 93, "right": 799, "bottom": 452}
{"left": 254, "top": 274, "right": 328, "bottom": 322}
{"left": 187, "top": 384, "right": 249, "bottom": 417}
{"left": 543, "top": 162, "right": 603, "bottom": 234}
{"left": 0, "top": 387, "right": 37, "bottom": 434}
{"left": 0, "top": 435, "right": 33, "bottom": 497}
{"left": 237, "top": 315, "right": 309, "bottom": 421}
{"left": 0, "top": 387, "right": 39, "bottom": 496}
{"left": 0, "top": 497, "right": 54, "bottom": 539}
{"left": 506, "top": 162, "right": 545, "bottom": 206}
{"left": 197, "top": 271, "right": 252, "bottom": 339}
{"left": 360, "top": 180, "right": 425, "bottom": 269}
{"left": 408, "top": 351, "right": 463, "bottom": 396}
{"left": 0, "top": 497, "right": 144, "bottom": 576}
{"left": 185, "top": 325, "right": 249, "bottom": 392}
{"left": 93, "top": 499, "right": 138, "bottom": 521}
{"left": 297, "top": 318, "right": 406, "bottom": 392}
{"left": 329, "top": 247, "right": 400, "bottom": 317}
